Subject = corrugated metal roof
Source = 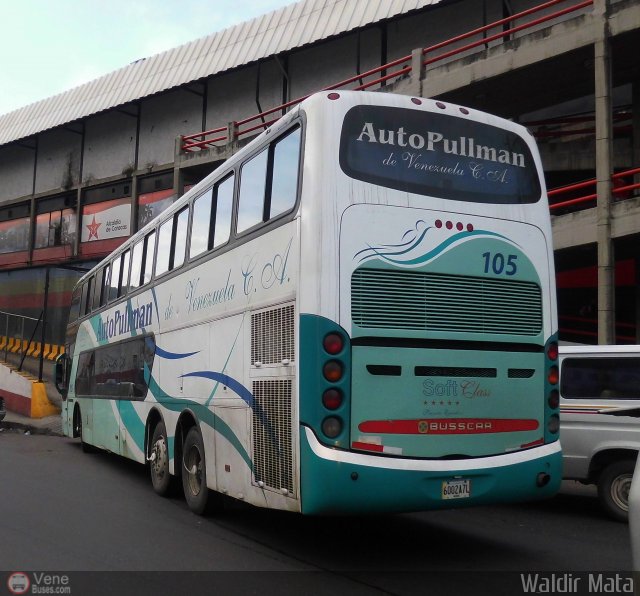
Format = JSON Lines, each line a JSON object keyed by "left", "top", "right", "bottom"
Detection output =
{"left": 0, "top": 0, "right": 440, "bottom": 147}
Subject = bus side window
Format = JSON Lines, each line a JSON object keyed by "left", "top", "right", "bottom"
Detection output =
{"left": 189, "top": 189, "right": 213, "bottom": 259}
{"left": 142, "top": 231, "right": 156, "bottom": 285}
{"left": 92, "top": 268, "right": 104, "bottom": 311}
{"left": 120, "top": 249, "right": 131, "bottom": 297}
{"left": 213, "top": 174, "right": 234, "bottom": 248}
{"left": 269, "top": 126, "right": 301, "bottom": 219}
{"left": 155, "top": 219, "right": 172, "bottom": 276}
{"left": 173, "top": 207, "right": 189, "bottom": 269}
{"left": 84, "top": 276, "right": 94, "bottom": 315}
{"left": 109, "top": 255, "right": 121, "bottom": 302}
{"left": 237, "top": 148, "right": 268, "bottom": 233}
{"left": 100, "top": 264, "right": 110, "bottom": 307}
{"left": 130, "top": 240, "right": 144, "bottom": 289}
{"left": 69, "top": 287, "right": 82, "bottom": 323}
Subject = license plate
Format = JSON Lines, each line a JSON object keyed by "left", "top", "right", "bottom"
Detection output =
{"left": 442, "top": 478, "right": 471, "bottom": 500}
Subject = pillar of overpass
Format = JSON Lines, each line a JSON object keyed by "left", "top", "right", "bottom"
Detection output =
{"left": 594, "top": 0, "right": 614, "bottom": 345}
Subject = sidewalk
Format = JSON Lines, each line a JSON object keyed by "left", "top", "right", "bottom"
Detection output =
{"left": 1, "top": 410, "right": 63, "bottom": 436}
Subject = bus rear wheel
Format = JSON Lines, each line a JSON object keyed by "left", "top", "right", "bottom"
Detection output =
{"left": 598, "top": 459, "right": 634, "bottom": 522}
{"left": 182, "top": 427, "right": 211, "bottom": 515}
{"left": 150, "top": 421, "right": 172, "bottom": 496}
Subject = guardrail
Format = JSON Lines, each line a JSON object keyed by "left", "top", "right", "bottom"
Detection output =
{"left": 559, "top": 315, "right": 636, "bottom": 344}
{"left": 549, "top": 167, "right": 640, "bottom": 212}
{"left": 524, "top": 110, "right": 632, "bottom": 139}
{"left": 181, "top": 0, "right": 593, "bottom": 152}
{"left": 0, "top": 310, "right": 41, "bottom": 363}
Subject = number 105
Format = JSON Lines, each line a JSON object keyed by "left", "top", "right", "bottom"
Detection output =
{"left": 482, "top": 252, "right": 517, "bottom": 276}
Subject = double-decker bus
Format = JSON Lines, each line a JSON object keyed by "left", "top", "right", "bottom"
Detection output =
{"left": 56, "top": 90, "right": 561, "bottom": 515}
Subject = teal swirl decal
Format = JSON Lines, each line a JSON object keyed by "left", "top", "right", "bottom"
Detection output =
{"left": 355, "top": 219, "right": 518, "bottom": 267}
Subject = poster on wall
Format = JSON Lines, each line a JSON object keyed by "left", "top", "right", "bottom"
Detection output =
{"left": 138, "top": 189, "right": 176, "bottom": 229}
{"left": 81, "top": 198, "right": 131, "bottom": 243}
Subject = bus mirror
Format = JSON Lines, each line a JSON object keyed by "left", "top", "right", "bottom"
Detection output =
{"left": 55, "top": 353, "right": 70, "bottom": 399}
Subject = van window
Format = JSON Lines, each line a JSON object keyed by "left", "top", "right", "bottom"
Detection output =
{"left": 561, "top": 357, "right": 640, "bottom": 399}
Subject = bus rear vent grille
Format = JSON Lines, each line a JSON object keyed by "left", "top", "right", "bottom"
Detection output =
{"left": 351, "top": 269, "right": 542, "bottom": 336}
{"left": 252, "top": 379, "right": 294, "bottom": 496}
{"left": 251, "top": 304, "right": 295, "bottom": 365}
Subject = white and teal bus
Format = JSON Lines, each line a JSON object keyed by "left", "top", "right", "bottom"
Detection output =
{"left": 57, "top": 90, "right": 561, "bottom": 515}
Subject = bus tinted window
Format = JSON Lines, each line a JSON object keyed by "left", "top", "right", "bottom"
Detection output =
{"left": 339, "top": 105, "right": 541, "bottom": 204}
{"left": 143, "top": 231, "right": 156, "bottom": 285}
{"left": 130, "top": 241, "right": 143, "bottom": 289}
{"left": 75, "top": 335, "right": 155, "bottom": 400}
{"left": 214, "top": 175, "right": 233, "bottom": 247}
{"left": 109, "top": 255, "right": 121, "bottom": 302}
{"left": 237, "top": 148, "right": 268, "bottom": 233}
{"left": 561, "top": 357, "right": 640, "bottom": 399}
{"left": 156, "top": 219, "right": 172, "bottom": 276}
{"left": 173, "top": 208, "right": 189, "bottom": 269}
{"left": 270, "top": 127, "right": 301, "bottom": 218}
{"left": 190, "top": 189, "right": 212, "bottom": 259}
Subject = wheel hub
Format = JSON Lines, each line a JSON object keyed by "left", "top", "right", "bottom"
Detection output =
{"left": 152, "top": 437, "right": 168, "bottom": 479}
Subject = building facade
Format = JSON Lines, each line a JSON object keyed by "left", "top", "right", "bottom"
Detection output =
{"left": 0, "top": 0, "right": 638, "bottom": 346}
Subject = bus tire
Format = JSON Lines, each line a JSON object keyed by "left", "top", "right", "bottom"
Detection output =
{"left": 182, "top": 426, "right": 211, "bottom": 515}
{"left": 150, "top": 421, "right": 173, "bottom": 496}
{"left": 597, "top": 459, "right": 634, "bottom": 522}
{"left": 75, "top": 407, "right": 93, "bottom": 453}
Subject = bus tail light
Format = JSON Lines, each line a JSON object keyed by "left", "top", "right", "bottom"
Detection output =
{"left": 322, "top": 416, "right": 343, "bottom": 438}
{"left": 547, "top": 365, "right": 559, "bottom": 385}
{"left": 322, "top": 388, "right": 343, "bottom": 410}
{"left": 548, "top": 389, "right": 559, "bottom": 409}
{"left": 323, "top": 360, "right": 343, "bottom": 382}
{"left": 548, "top": 414, "right": 560, "bottom": 434}
{"left": 547, "top": 341, "right": 558, "bottom": 361}
{"left": 323, "top": 332, "right": 344, "bottom": 355}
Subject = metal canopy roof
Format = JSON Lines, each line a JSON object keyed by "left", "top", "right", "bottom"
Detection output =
{"left": 0, "top": 0, "right": 440, "bottom": 147}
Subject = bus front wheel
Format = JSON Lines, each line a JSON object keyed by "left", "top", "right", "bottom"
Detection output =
{"left": 74, "top": 406, "right": 93, "bottom": 453}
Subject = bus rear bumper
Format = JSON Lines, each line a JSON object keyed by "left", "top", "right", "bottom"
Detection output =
{"left": 300, "top": 426, "right": 562, "bottom": 515}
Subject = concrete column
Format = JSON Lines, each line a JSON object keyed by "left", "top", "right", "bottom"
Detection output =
{"left": 173, "top": 136, "right": 185, "bottom": 199}
{"left": 410, "top": 48, "right": 426, "bottom": 97}
{"left": 594, "top": 0, "right": 614, "bottom": 344}
{"left": 130, "top": 175, "right": 139, "bottom": 234}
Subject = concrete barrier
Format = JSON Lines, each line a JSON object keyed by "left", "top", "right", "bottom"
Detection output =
{"left": 0, "top": 362, "right": 60, "bottom": 418}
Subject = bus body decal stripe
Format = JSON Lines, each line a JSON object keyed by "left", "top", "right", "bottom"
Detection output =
{"left": 146, "top": 373, "right": 253, "bottom": 470}
{"left": 154, "top": 345, "right": 200, "bottom": 360}
{"left": 118, "top": 400, "right": 145, "bottom": 452}
{"left": 181, "top": 371, "right": 253, "bottom": 406}
{"left": 182, "top": 370, "right": 281, "bottom": 453}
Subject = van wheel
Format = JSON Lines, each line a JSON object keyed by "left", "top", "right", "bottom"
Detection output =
{"left": 597, "top": 460, "right": 635, "bottom": 522}
{"left": 149, "top": 421, "right": 173, "bottom": 496}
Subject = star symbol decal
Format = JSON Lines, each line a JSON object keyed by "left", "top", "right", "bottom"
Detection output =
{"left": 86, "top": 216, "right": 101, "bottom": 240}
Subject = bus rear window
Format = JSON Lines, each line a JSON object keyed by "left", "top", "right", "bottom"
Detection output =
{"left": 339, "top": 105, "right": 541, "bottom": 204}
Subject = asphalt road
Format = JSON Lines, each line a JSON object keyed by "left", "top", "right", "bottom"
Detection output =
{"left": 0, "top": 431, "right": 632, "bottom": 595}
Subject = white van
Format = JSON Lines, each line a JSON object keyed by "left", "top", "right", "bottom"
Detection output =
{"left": 559, "top": 345, "right": 640, "bottom": 522}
